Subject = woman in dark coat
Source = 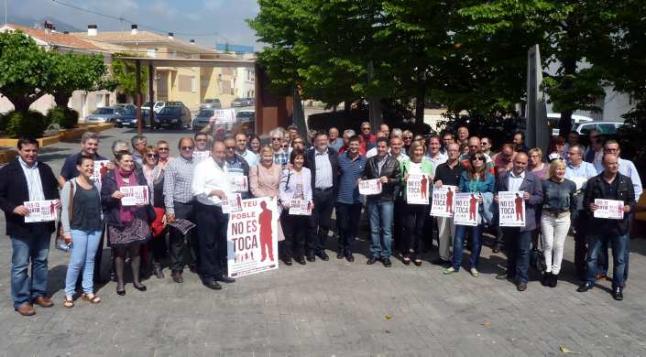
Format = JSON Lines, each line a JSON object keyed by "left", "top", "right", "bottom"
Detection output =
{"left": 101, "top": 152, "right": 154, "bottom": 295}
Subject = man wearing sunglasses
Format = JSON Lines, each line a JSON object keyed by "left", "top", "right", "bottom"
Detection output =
{"left": 163, "top": 137, "right": 198, "bottom": 283}
{"left": 193, "top": 133, "right": 211, "bottom": 163}
{"left": 269, "top": 128, "right": 289, "bottom": 166}
{"left": 360, "top": 121, "right": 377, "bottom": 151}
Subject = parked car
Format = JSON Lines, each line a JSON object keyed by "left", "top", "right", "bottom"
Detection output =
{"left": 192, "top": 109, "right": 215, "bottom": 132}
{"left": 114, "top": 106, "right": 150, "bottom": 128}
{"left": 576, "top": 121, "right": 625, "bottom": 136}
{"left": 85, "top": 106, "right": 125, "bottom": 123}
{"left": 152, "top": 104, "right": 192, "bottom": 129}
{"left": 200, "top": 98, "right": 222, "bottom": 110}
{"left": 235, "top": 109, "right": 255, "bottom": 134}
{"left": 143, "top": 101, "right": 165, "bottom": 113}
{"left": 547, "top": 113, "right": 594, "bottom": 136}
{"left": 231, "top": 97, "right": 254, "bottom": 107}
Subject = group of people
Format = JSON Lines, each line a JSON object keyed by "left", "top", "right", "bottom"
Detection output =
{"left": 0, "top": 120, "right": 641, "bottom": 316}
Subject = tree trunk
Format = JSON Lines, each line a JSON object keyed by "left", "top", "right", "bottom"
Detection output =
{"left": 344, "top": 100, "right": 352, "bottom": 113}
{"left": 53, "top": 92, "right": 71, "bottom": 108}
{"left": 558, "top": 59, "right": 576, "bottom": 137}
{"left": 415, "top": 85, "right": 426, "bottom": 127}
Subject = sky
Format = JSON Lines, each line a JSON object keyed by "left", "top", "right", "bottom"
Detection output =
{"left": 10, "top": 0, "right": 260, "bottom": 48}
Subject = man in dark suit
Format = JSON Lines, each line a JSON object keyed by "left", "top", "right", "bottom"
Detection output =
{"left": 304, "top": 132, "right": 340, "bottom": 262}
{"left": 495, "top": 152, "right": 543, "bottom": 292}
{"left": 0, "top": 138, "right": 60, "bottom": 316}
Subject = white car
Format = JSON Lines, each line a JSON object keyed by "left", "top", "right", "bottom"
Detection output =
{"left": 576, "top": 121, "right": 625, "bottom": 136}
{"left": 547, "top": 113, "right": 594, "bottom": 136}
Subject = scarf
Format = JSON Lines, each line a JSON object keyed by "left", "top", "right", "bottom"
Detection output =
{"left": 115, "top": 167, "right": 138, "bottom": 224}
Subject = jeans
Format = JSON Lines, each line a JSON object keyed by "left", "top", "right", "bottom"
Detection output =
{"left": 367, "top": 200, "right": 394, "bottom": 259}
{"left": 503, "top": 228, "right": 533, "bottom": 283}
{"left": 586, "top": 233, "right": 629, "bottom": 289}
{"left": 308, "top": 188, "right": 335, "bottom": 255}
{"left": 540, "top": 213, "right": 571, "bottom": 275}
{"left": 336, "top": 203, "right": 362, "bottom": 256}
{"left": 11, "top": 231, "right": 51, "bottom": 309}
{"left": 452, "top": 225, "right": 482, "bottom": 271}
{"left": 65, "top": 229, "right": 102, "bottom": 296}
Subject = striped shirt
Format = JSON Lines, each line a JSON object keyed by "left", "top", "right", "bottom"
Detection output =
{"left": 163, "top": 155, "right": 195, "bottom": 214}
{"left": 274, "top": 149, "right": 289, "bottom": 166}
{"left": 337, "top": 152, "right": 367, "bottom": 204}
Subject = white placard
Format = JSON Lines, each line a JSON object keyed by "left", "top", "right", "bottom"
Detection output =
{"left": 210, "top": 108, "right": 237, "bottom": 124}
{"left": 498, "top": 191, "right": 526, "bottom": 227}
{"left": 359, "top": 179, "right": 382, "bottom": 196}
{"left": 228, "top": 174, "right": 248, "bottom": 192}
{"left": 430, "top": 185, "right": 457, "bottom": 218}
{"left": 406, "top": 174, "right": 431, "bottom": 205}
{"left": 91, "top": 160, "right": 111, "bottom": 184}
{"left": 453, "top": 193, "right": 480, "bottom": 226}
{"left": 593, "top": 199, "right": 625, "bottom": 220}
{"left": 288, "top": 199, "right": 312, "bottom": 216}
{"left": 120, "top": 185, "right": 149, "bottom": 206}
{"left": 24, "top": 200, "right": 58, "bottom": 223}
{"left": 227, "top": 197, "right": 279, "bottom": 278}
{"left": 222, "top": 193, "right": 243, "bottom": 214}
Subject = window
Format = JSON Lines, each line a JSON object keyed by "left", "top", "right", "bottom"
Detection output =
{"left": 146, "top": 48, "right": 157, "bottom": 58}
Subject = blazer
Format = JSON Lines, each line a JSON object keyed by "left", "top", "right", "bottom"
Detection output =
{"left": 495, "top": 171, "right": 544, "bottom": 232}
{"left": 362, "top": 155, "right": 401, "bottom": 201}
{"left": 304, "top": 147, "right": 340, "bottom": 193}
{"left": 0, "top": 158, "right": 60, "bottom": 237}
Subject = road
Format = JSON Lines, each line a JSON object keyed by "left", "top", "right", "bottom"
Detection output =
{"left": 0, "top": 127, "right": 645, "bottom": 356}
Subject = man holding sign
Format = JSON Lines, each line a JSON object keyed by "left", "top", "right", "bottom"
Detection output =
{"left": 224, "top": 137, "right": 251, "bottom": 198}
{"left": 361, "top": 137, "right": 401, "bottom": 267}
{"left": 432, "top": 143, "right": 463, "bottom": 266}
{"left": 494, "top": 152, "right": 543, "bottom": 292}
{"left": 0, "top": 138, "right": 60, "bottom": 316}
{"left": 577, "top": 153, "right": 636, "bottom": 301}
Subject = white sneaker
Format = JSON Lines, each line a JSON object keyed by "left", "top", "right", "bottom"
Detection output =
{"left": 443, "top": 267, "right": 457, "bottom": 275}
{"left": 470, "top": 268, "right": 480, "bottom": 277}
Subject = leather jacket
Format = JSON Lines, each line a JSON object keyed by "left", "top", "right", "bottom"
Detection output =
{"left": 362, "top": 155, "right": 401, "bottom": 201}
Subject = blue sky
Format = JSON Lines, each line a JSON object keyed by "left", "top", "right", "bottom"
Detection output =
{"left": 11, "top": 0, "right": 260, "bottom": 48}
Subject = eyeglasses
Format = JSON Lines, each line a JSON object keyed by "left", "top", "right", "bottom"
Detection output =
{"left": 271, "top": 137, "right": 282, "bottom": 141}
{"left": 403, "top": 136, "right": 413, "bottom": 140}
{"left": 158, "top": 147, "right": 169, "bottom": 151}
{"left": 361, "top": 127, "right": 371, "bottom": 131}
{"left": 181, "top": 146, "right": 194, "bottom": 151}
{"left": 225, "top": 146, "right": 236, "bottom": 150}
{"left": 195, "top": 138, "right": 207, "bottom": 142}
{"left": 146, "top": 154, "right": 158, "bottom": 159}
{"left": 472, "top": 157, "right": 485, "bottom": 161}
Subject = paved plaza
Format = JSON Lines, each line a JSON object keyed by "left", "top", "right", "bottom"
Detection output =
{"left": 0, "top": 128, "right": 645, "bottom": 356}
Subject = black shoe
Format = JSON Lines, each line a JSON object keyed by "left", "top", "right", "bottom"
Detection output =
{"left": 402, "top": 255, "right": 411, "bottom": 265}
{"left": 133, "top": 283, "right": 147, "bottom": 292}
{"left": 153, "top": 264, "right": 164, "bottom": 279}
{"left": 541, "top": 272, "right": 550, "bottom": 286}
{"left": 492, "top": 246, "right": 501, "bottom": 254}
{"left": 316, "top": 251, "right": 329, "bottom": 261}
{"left": 346, "top": 254, "right": 355, "bottom": 263}
{"left": 367, "top": 257, "right": 379, "bottom": 265}
{"left": 382, "top": 258, "right": 392, "bottom": 267}
{"left": 217, "top": 276, "right": 236, "bottom": 284}
{"left": 203, "top": 280, "right": 222, "bottom": 290}
{"left": 189, "top": 264, "right": 197, "bottom": 274}
{"left": 306, "top": 255, "right": 316, "bottom": 262}
{"left": 516, "top": 282, "right": 527, "bottom": 292}
{"left": 613, "top": 287, "right": 624, "bottom": 301}
{"left": 295, "top": 257, "right": 307, "bottom": 265}
{"left": 336, "top": 252, "right": 344, "bottom": 259}
{"left": 282, "top": 258, "right": 293, "bottom": 266}
{"left": 577, "top": 282, "right": 594, "bottom": 292}
{"left": 172, "top": 271, "right": 184, "bottom": 284}
{"left": 116, "top": 287, "right": 126, "bottom": 296}
{"left": 549, "top": 273, "right": 558, "bottom": 288}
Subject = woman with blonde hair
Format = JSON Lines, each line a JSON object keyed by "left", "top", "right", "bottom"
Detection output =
{"left": 540, "top": 159, "right": 577, "bottom": 287}
{"left": 528, "top": 147, "right": 549, "bottom": 180}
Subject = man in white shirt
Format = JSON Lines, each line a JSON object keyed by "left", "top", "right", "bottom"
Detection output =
{"left": 193, "top": 132, "right": 211, "bottom": 163}
{"left": 426, "top": 135, "right": 448, "bottom": 176}
{"left": 192, "top": 141, "right": 236, "bottom": 290}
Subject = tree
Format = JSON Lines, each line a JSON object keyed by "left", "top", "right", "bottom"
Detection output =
{"left": 49, "top": 52, "right": 108, "bottom": 108}
{"left": 111, "top": 55, "right": 148, "bottom": 99}
{"left": 0, "top": 31, "right": 52, "bottom": 113}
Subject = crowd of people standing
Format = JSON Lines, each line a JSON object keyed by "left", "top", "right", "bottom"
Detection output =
{"left": 0, "top": 120, "right": 642, "bottom": 316}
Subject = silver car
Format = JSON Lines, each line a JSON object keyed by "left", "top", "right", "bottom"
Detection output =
{"left": 85, "top": 107, "right": 125, "bottom": 123}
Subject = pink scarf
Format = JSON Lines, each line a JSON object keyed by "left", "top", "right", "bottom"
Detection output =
{"left": 115, "top": 168, "right": 137, "bottom": 224}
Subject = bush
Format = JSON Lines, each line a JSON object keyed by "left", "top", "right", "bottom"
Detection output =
{"left": 4, "top": 111, "right": 52, "bottom": 138}
{"left": 47, "top": 107, "right": 79, "bottom": 129}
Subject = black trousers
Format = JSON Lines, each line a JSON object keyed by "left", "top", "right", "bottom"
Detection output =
{"left": 404, "top": 204, "right": 430, "bottom": 258}
{"left": 169, "top": 201, "right": 196, "bottom": 272}
{"left": 195, "top": 202, "right": 227, "bottom": 281}
{"left": 573, "top": 211, "right": 588, "bottom": 280}
{"left": 393, "top": 198, "right": 406, "bottom": 253}
{"left": 307, "top": 188, "right": 335, "bottom": 255}
{"left": 282, "top": 212, "right": 308, "bottom": 259}
{"left": 336, "top": 202, "right": 362, "bottom": 256}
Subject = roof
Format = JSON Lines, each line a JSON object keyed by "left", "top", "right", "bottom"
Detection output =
{"left": 70, "top": 30, "right": 215, "bottom": 55}
{"left": 0, "top": 24, "right": 101, "bottom": 52}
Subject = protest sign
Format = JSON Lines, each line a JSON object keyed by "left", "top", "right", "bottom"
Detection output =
{"left": 359, "top": 179, "right": 382, "bottom": 196}
{"left": 288, "top": 199, "right": 312, "bottom": 216}
{"left": 210, "top": 108, "right": 237, "bottom": 124}
{"left": 228, "top": 174, "right": 248, "bottom": 193}
{"left": 593, "top": 199, "right": 624, "bottom": 220}
{"left": 91, "top": 160, "right": 111, "bottom": 184}
{"left": 227, "top": 197, "right": 279, "bottom": 278}
{"left": 430, "top": 185, "right": 457, "bottom": 217}
{"left": 120, "top": 186, "right": 149, "bottom": 206}
{"left": 498, "top": 191, "right": 526, "bottom": 227}
{"left": 24, "top": 200, "right": 58, "bottom": 223}
{"left": 222, "top": 193, "right": 243, "bottom": 214}
{"left": 406, "top": 174, "right": 431, "bottom": 205}
{"left": 453, "top": 193, "right": 479, "bottom": 226}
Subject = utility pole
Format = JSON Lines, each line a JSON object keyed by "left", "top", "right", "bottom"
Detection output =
{"left": 4, "top": 0, "right": 8, "bottom": 25}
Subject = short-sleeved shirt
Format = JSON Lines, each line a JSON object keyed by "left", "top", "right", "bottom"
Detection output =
{"left": 60, "top": 152, "right": 108, "bottom": 180}
{"left": 337, "top": 152, "right": 367, "bottom": 204}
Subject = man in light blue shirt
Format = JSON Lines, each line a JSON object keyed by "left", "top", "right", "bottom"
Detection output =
{"left": 234, "top": 132, "right": 258, "bottom": 167}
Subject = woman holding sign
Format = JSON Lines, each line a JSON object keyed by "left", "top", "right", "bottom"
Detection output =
{"left": 444, "top": 152, "right": 494, "bottom": 277}
{"left": 101, "top": 152, "right": 154, "bottom": 296}
{"left": 61, "top": 156, "right": 103, "bottom": 307}
{"left": 400, "top": 141, "right": 434, "bottom": 266}
{"left": 279, "top": 149, "right": 313, "bottom": 265}
{"left": 540, "top": 159, "right": 577, "bottom": 287}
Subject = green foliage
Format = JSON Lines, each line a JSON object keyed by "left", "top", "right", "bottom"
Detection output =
{"left": 49, "top": 53, "right": 108, "bottom": 107}
{"left": 111, "top": 55, "right": 148, "bottom": 98}
{"left": 47, "top": 107, "right": 79, "bottom": 129}
{"left": 0, "top": 31, "right": 53, "bottom": 112}
{"left": 4, "top": 110, "right": 51, "bottom": 138}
